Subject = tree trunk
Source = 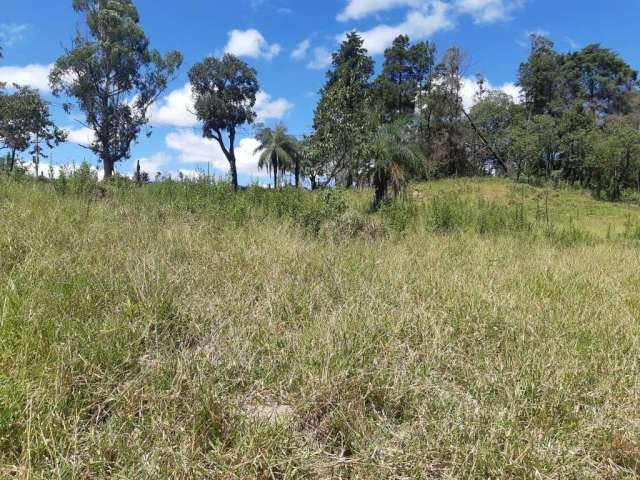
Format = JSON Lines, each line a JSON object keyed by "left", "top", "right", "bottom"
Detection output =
{"left": 9, "top": 149, "right": 16, "bottom": 172}
{"left": 103, "top": 157, "right": 115, "bottom": 180}
{"left": 345, "top": 171, "right": 353, "bottom": 189}
{"left": 229, "top": 158, "right": 239, "bottom": 191}
{"left": 295, "top": 158, "right": 300, "bottom": 188}
{"left": 372, "top": 170, "right": 387, "bottom": 210}
{"left": 135, "top": 160, "right": 141, "bottom": 186}
{"left": 273, "top": 162, "right": 278, "bottom": 190}
{"left": 310, "top": 175, "right": 317, "bottom": 191}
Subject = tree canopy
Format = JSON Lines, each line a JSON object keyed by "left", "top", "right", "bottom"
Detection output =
{"left": 189, "top": 54, "right": 259, "bottom": 190}
{"left": 49, "top": 0, "right": 182, "bottom": 178}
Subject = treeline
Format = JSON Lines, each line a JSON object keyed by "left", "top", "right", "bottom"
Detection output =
{"left": 1, "top": 1, "right": 639, "bottom": 207}
{"left": 305, "top": 33, "right": 640, "bottom": 202}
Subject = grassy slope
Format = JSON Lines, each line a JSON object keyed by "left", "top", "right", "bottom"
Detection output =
{"left": 1, "top": 178, "right": 639, "bottom": 479}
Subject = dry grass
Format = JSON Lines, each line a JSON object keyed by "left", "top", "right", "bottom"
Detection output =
{"left": 1, "top": 177, "right": 639, "bottom": 478}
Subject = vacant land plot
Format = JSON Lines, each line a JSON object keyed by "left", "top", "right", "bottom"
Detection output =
{"left": 1, "top": 178, "right": 639, "bottom": 478}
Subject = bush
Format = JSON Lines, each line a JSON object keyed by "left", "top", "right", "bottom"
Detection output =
{"left": 68, "top": 162, "right": 99, "bottom": 196}
{"left": 300, "top": 189, "right": 348, "bottom": 236}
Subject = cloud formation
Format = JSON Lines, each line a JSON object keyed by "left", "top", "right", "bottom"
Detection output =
{"left": 225, "top": 29, "right": 282, "bottom": 60}
{"left": 291, "top": 40, "right": 333, "bottom": 70}
{"left": 150, "top": 84, "right": 293, "bottom": 128}
{"left": 337, "top": 0, "right": 525, "bottom": 54}
{"left": 0, "top": 63, "right": 53, "bottom": 92}
{"left": 165, "top": 129, "right": 265, "bottom": 178}
{"left": 0, "top": 23, "right": 30, "bottom": 47}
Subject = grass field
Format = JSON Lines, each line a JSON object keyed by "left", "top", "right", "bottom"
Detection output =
{"left": 1, "top": 176, "right": 639, "bottom": 479}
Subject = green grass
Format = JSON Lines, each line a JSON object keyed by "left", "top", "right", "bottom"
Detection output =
{"left": 1, "top": 176, "right": 639, "bottom": 478}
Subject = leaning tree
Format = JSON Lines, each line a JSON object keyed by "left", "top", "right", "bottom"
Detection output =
{"left": 189, "top": 54, "right": 260, "bottom": 190}
{"left": 49, "top": 0, "right": 182, "bottom": 179}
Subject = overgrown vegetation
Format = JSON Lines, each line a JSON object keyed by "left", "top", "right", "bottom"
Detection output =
{"left": 2, "top": 0, "right": 640, "bottom": 477}
{"left": 1, "top": 175, "right": 640, "bottom": 478}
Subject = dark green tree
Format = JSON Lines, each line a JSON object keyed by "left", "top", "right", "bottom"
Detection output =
{"left": 309, "top": 32, "right": 374, "bottom": 188}
{"left": 376, "top": 35, "right": 417, "bottom": 121}
{"left": 561, "top": 44, "right": 638, "bottom": 118}
{"left": 189, "top": 54, "right": 259, "bottom": 190}
{"left": 49, "top": 0, "right": 183, "bottom": 179}
{"left": 518, "top": 35, "right": 562, "bottom": 116}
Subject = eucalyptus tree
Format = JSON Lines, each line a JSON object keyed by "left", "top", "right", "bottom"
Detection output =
{"left": 254, "top": 123, "right": 300, "bottom": 188}
{"left": 49, "top": 0, "right": 183, "bottom": 179}
{"left": 189, "top": 54, "right": 259, "bottom": 190}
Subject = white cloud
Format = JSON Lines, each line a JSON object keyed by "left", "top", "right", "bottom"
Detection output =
{"left": 455, "top": 0, "right": 522, "bottom": 23}
{"left": 338, "top": 0, "right": 522, "bottom": 22}
{"left": 0, "top": 23, "right": 30, "bottom": 47}
{"left": 65, "top": 126, "right": 95, "bottom": 146}
{"left": 307, "top": 47, "right": 333, "bottom": 70}
{"left": 255, "top": 91, "right": 294, "bottom": 121}
{"left": 344, "top": 1, "right": 454, "bottom": 55}
{"left": 338, "top": 0, "right": 421, "bottom": 21}
{"left": 224, "top": 29, "right": 282, "bottom": 60}
{"left": 151, "top": 84, "right": 292, "bottom": 127}
{"left": 291, "top": 39, "right": 311, "bottom": 60}
{"left": 135, "top": 152, "right": 172, "bottom": 175}
{"left": 291, "top": 39, "right": 333, "bottom": 71}
{"left": 0, "top": 63, "right": 53, "bottom": 92}
{"left": 150, "top": 83, "right": 198, "bottom": 128}
{"left": 337, "top": 0, "right": 525, "bottom": 54}
{"left": 460, "top": 77, "right": 522, "bottom": 110}
{"left": 165, "top": 129, "right": 266, "bottom": 178}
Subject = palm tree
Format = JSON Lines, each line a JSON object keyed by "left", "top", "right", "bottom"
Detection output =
{"left": 254, "top": 123, "right": 300, "bottom": 188}
{"left": 368, "top": 120, "right": 423, "bottom": 209}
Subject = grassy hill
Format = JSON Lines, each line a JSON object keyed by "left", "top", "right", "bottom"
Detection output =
{"left": 1, "top": 176, "right": 639, "bottom": 478}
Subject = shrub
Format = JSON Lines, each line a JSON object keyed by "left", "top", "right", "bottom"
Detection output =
{"left": 300, "top": 189, "right": 348, "bottom": 236}
{"left": 68, "top": 161, "right": 99, "bottom": 196}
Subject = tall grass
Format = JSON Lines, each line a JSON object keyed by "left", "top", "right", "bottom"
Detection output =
{"left": 1, "top": 175, "right": 639, "bottom": 478}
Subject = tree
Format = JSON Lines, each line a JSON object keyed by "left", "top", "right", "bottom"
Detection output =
{"left": 254, "top": 123, "right": 300, "bottom": 188}
{"left": 469, "top": 89, "right": 522, "bottom": 174}
{"left": 0, "top": 85, "right": 65, "bottom": 173}
{"left": 49, "top": 0, "right": 182, "bottom": 179}
{"left": 561, "top": 44, "right": 638, "bottom": 118}
{"left": 376, "top": 35, "right": 417, "bottom": 121}
{"left": 518, "top": 35, "right": 562, "bottom": 116}
{"left": 367, "top": 120, "right": 423, "bottom": 209}
{"left": 189, "top": 54, "right": 259, "bottom": 191}
{"left": 426, "top": 46, "right": 468, "bottom": 177}
{"left": 409, "top": 40, "right": 437, "bottom": 116}
{"left": 585, "top": 120, "right": 640, "bottom": 199}
{"left": 309, "top": 32, "right": 374, "bottom": 188}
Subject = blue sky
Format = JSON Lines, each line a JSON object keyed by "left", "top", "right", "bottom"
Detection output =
{"left": 1, "top": 0, "right": 639, "bottom": 182}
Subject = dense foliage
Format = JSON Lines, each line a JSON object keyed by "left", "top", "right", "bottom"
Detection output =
{"left": 303, "top": 32, "right": 640, "bottom": 204}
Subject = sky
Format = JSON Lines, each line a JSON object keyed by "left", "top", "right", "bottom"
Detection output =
{"left": 1, "top": 0, "right": 639, "bottom": 183}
